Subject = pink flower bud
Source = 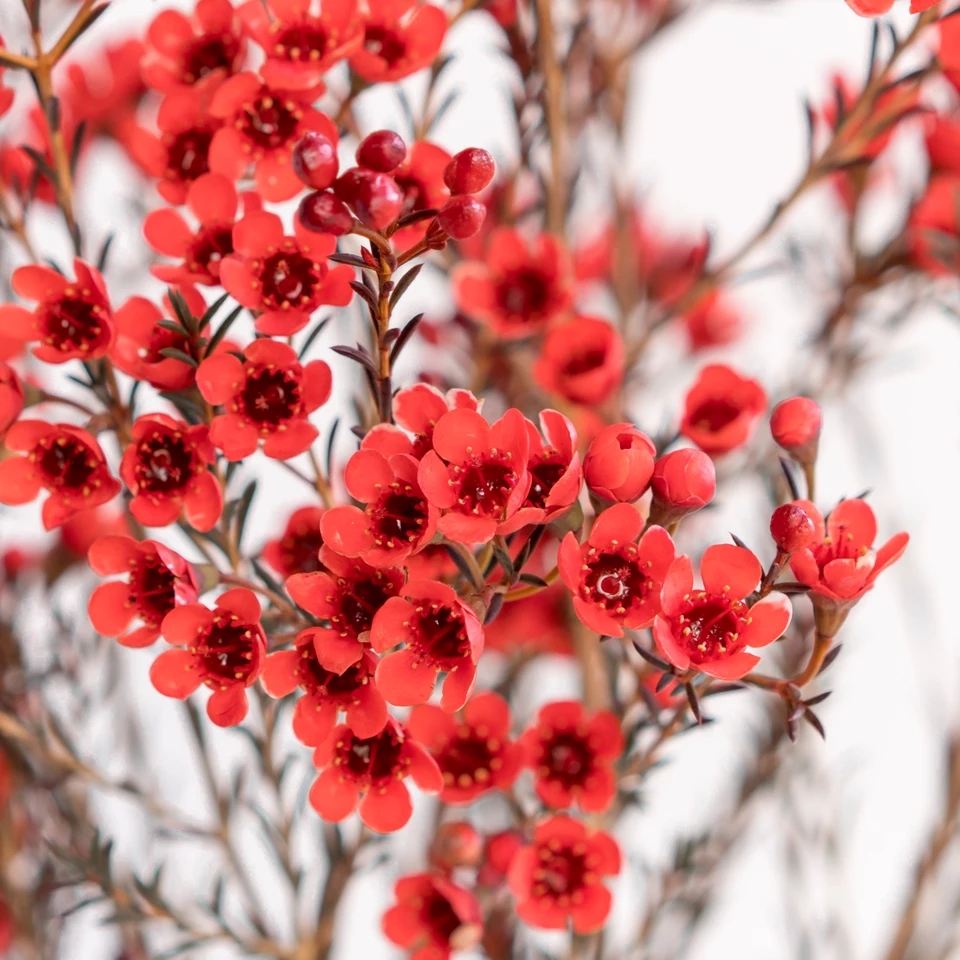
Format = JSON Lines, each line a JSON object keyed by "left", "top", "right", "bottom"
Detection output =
{"left": 583, "top": 423, "right": 656, "bottom": 503}
{"left": 649, "top": 448, "right": 715, "bottom": 526}
{"left": 770, "top": 397, "right": 822, "bottom": 462}
{"left": 770, "top": 502, "right": 817, "bottom": 554}
{"left": 430, "top": 822, "right": 484, "bottom": 871}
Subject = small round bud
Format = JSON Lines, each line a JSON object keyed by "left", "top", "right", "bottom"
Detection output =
{"left": 443, "top": 147, "right": 495, "bottom": 195}
{"left": 356, "top": 129, "right": 407, "bottom": 173}
{"left": 297, "top": 190, "right": 354, "bottom": 235}
{"left": 292, "top": 132, "right": 339, "bottom": 190}
{"left": 437, "top": 195, "right": 487, "bottom": 239}
{"left": 430, "top": 822, "right": 484, "bottom": 871}
{"left": 335, "top": 168, "right": 404, "bottom": 231}
{"left": 770, "top": 396, "right": 822, "bottom": 461}
{"left": 648, "top": 448, "right": 716, "bottom": 526}
{"left": 770, "top": 502, "right": 817, "bottom": 554}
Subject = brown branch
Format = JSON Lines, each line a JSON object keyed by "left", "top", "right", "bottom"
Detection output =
{"left": 535, "top": 0, "right": 567, "bottom": 236}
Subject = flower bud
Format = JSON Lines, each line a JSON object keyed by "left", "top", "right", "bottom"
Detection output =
{"left": 770, "top": 396, "right": 822, "bottom": 463}
{"left": 478, "top": 829, "right": 524, "bottom": 887}
{"left": 443, "top": 148, "right": 495, "bottom": 195}
{"left": 292, "top": 132, "right": 339, "bottom": 190}
{"left": 583, "top": 423, "right": 656, "bottom": 503}
{"left": 430, "top": 821, "right": 484, "bottom": 871}
{"left": 297, "top": 191, "right": 353, "bottom": 236}
{"left": 335, "top": 168, "right": 403, "bottom": 231}
{"left": 0, "top": 362, "right": 23, "bottom": 436}
{"left": 648, "top": 448, "right": 716, "bottom": 526}
{"left": 356, "top": 129, "right": 407, "bottom": 173}
{"left": 770, "top": 502, "right": 817, "bottom": 554}
{"left": 438, "top": 195, "right": 486, "bottom": 239}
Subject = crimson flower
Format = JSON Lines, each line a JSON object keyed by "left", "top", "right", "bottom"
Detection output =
{"left": 219, "top": 210, "right": 353, "bottom": 334}
{"left": 0, "top": 260, "right": 113, "bottom": 363}
{"left": 370, "top": 580, "right": 484, "bottom": 711}
{"left": 0, "top": 363, "right": 24, "bottom": 436}
{"left": 408, "top": 692, "right": 523, "bottom": 803}
{"left": 151, "top": 588, "right": 266, "bottom": 726}
{"left": 559, "top": 503, "right": 675, "bottom": 637}
{"left": 120, "top": 414, "right": 222, "bottom": 532}
{"left": 197, "top": 338, "right": 330, "bottom": 460}
{"left": 680, "top": 364, "right": 767, "bottom": 455}
{"left": 0, "top": 421, "right": 120, "bottom": 529}
{"left": 143, "top": 0, "right": 246, "bottom": 92}
{"left": 582, "top": 423, "right": 656, "bottom": 503}
{"left": 308, "top": 717, "right": 443, "bottom": 832}
{"left": 382, "top": 874, "right": 482, "bottom": 960}
{"left": 392, "top": 383, "right": 481, "bottom": 459}
{"left": 534, "top": 315, "right": 624, "bottom": 407}
{"left": 88, "top": 535, "right": 200, "bottom": 648}
{"left": 653, "top": 545, "right": 793, "bottom": 680}
{"left": 520, "top": 701, "right": 623, "bottom": 813}
{"left": 261, "top": 637, "right": 386, "bottom": 745}
{"left": 390, "top": 140, "right": 452, "bottom": 247}
{"left": 508, "top": 816, "right": 621, "bottom": 933}
{"left": 909, "top": 175, "right": 960, "bottom": 275}
{"left": 263, "top": 505, "right": 326, "bottom": 576}
{"left": 208, "top": 72, "right": 338, "bottom": 201}
{"left": 453, "top": 228, "right": 573, "bottom": 338}
{"left": 417, "top": 407, "right": 532, "bottom": 543}
{"left": 485, "top": 582, "right": 572, "bottom": 656}
{"left": 681, "top": 291, "right": 744, "bottom": 352}
{"left": 349, "top": 0, "right": 447, "bottom": 84}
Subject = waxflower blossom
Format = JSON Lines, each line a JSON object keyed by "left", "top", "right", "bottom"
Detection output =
{"left": 382, "top": 874, "right": 482, "bottom": 960}
{"left": 534, "top": 315, "right": 624, "bottom": 407}
{"left": 120, "top": 415, "right": 222, "bottom": 532}
{"left": 0, "top": 421, "right": 121, "bottom": 529}
{"left": 680, "top": 364, "right": 767, "bottom": 455}
{"left": 196, "top": 338, "right": 331, "bottom": 460}
{"left": 262, "top": 506, "right": 326, "bottom": 577}
{"left": 559, "top": 503, "right": 675, "bottom": 637}
{"left": 219, "top": 209, "right": 353, "bottom": 334}
{"left": 0, "top": 260, "right": 113, "bottom": 363}
{"left": 520, "top": 701, "right": 624, "bottom": 813}
{"left": 0, "top": 363, "right": 23, "bottom": 436}
{"left": 308, "top": 718, "right": 442, "bottom": 833}
{"left": 151, "top": 588, "right": 266, "bottom": 726}
{"left": 649, "top": 447, "right": 716, "bottom": 526}
{"left": 349, "top": 0, "right": 447, "bottom": 84}
{"left": 370, "top": 580, "right": 484, "bottom": 712}
{"left": 508, "top": 816, "right": 621, "bottom": 933}
{"left": 582, "top": 422, "right": 656, "bottom": 503}
{"left": 681, "top": 291, "right": 744, "bottom": 352}
{"left": 418, "top": 407, "right": 532, "bottom": 543}
{"left": 654, "top": 545, "right": 793, "bottom": 680}
{"left": 392, "top": 383, "right": 481, "bottom": 460}
{"left": 453, "top": 228, "right": 574, "bottom": 338}
{"left": 408, "top": 692, "right": 523, "bottom": 803}
{"left": 87, "top": 536, "right": 200, "bottom": 648}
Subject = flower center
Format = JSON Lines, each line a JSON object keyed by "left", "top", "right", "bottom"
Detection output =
{"left": 166, "top": 128, "right": 213, "bottom": 182}
{"left": 561, "top": 348, "right": 607, "bottom": 377}
{"left": 437, "top": 724, "right": 501, "bottom": 790}
{"left": 241, "top": 366, "right": 302, "bottom": 425}
{"left": 337, "top": 726, "right": 405, "bottom": 782}
{"left": 412, "top": 603, "right": 469, "bottom": 664}
{"left": 541, "top": 731, "right": 593, "bottom": 787}
{"left": 37, "top": 436, "right": 97, "bottom": 490}
{"left": 455, "top": 456, "right": 517, "bottom": 517}
{"left": 277, "top": 528, "right": 325, "bottom": 575}
{"left": 674, "top": 592, "right": 748, "bottom": 664}
{"left": 275, "top": 24, "right": 330, "bottom": 61}
{"left": 691, "top": 398, "right": 741, "bottom": 433}
{"left": 241, "top": 96, "right": 300, "bottom": 151}
{"left": 526, "top": 454, "right": 566, "bottom": 509}
{"left": 41, "top": 296, "right": 108, "bottom": 353}
{"left": 181, "top": 36, "right": 241, "bottom": 84}
{"left": 258, "top": 251, "right": 319, "bottom": 309}
{"left": 188, "top": 224, "right": 234, "bottom": 278}
{"left": 421, "top": 893, "right": 466, "bottom": 944}
{"left": 129, "top": 554, "right": 177, "bottom": 624}
{"left": 362, "top": 26, "right": 405, "bottom": 66}
{"left": 533, "top": 846, "right": 592, "bottom": 901}
{"left": 583, "top": 550, "right": 646, "bottom": 612}
{"left": 334, "top": 574, "right": 398, "bottom": 636}
{"left": 496, "top": 269, "right": 550, "bottom": 322}
{"left": 371, "top": 487, "right": 428, "bottom": 547}
{"left": 134, "top": 432, "right": 194, "bottom": 494}
{"left": 298, "top": 648, "right": 367, "bottom": 699}
{"left": 193, "top": 614, "right": 259, "bottom": 686}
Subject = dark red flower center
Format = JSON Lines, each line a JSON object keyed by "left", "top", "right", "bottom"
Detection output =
{"left": 276, "top": 527, "right": 325, "bottom": 575}
{"left": 333, "top": 573, "right": 399, "bottom": 637}
{"left": 193, "top": 613, "right": 259, "bottom": 686}
{"left": 562, "top": 348, "right": 607, "bottom": 378}
{"left": 41, "top": 296, "right": 109, "bottom": 353}
{"left": 371, "top": 485, "right": 428, "bottom": 548}
{"left": 257, "top": 250, "right": 320, "bottom": 309}
{"left": 453, "top": 456, "right": 518, "bottom": 518}
{"left": 181, "top": 35, "right": 242, "bottom": 84}
{"left": 362, "top": 26, "right": 406, "bottom": 66}
{"left": 36, "top": 435, "right": 98, "bottom": 490}
{"left": 420, "top": 892, "right": 464, "bottom": 944}
{"left": 240, "top": 95, "right": 301, "bottom": 151}
{"left": 525, "top": 454, "right": 567, "bottom": 509}
{"left": 297, "top": 647, "right": 368, "bottom": 700}
{"left": 691, "top": 398, "right": 742, "bottom": 434}
{"left": 188, "top": 224, "right": 234, "bottom": 278}
{"left": 496, "top": 269, "right": 551, "bottom": 323}
{"left": 812, "top": 520, "right": 868, "bottom": 568}
{"left": 673, "top": 592, "right": 749, "bottom": 664}
{"left": 411, "top": 602, "right": 469, "bottom": 665}
{"left": 274, "top": 23, "right": 331, "bottom": 61}
{"left": 539, "top": 730, "right": 594, "bottom": 787}
{"left": 130, "top": 553, "right": 178, "bottom": 624}
{"left": 241, "top": 366, "right": 302, "bottom": 426}
{"left": 133, "top": 431, "right": 195, "bottom": 495}
{"left": 582, "top": 548, "right": 648, "bottom": 615}
{"left": 336, "top": 726, "right": 405, "bottom": 783}
{"left": 437, "top": 724, "right": 502, "bottom": 791}
{"left": 532, "top": 845, "right": 593, "bottom": 902}
{"left": 166, "top": 128, "right": 213, "bottom": 182}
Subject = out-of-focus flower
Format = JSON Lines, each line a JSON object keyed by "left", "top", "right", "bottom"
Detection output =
{"left": 349, "top": 0, "right": 447, "bottom": 84}
{"left": 680, "top": 364, "right": 766, "bottom": 455}
{"left": 534, "top": 315, "right": 624, "bottom": 406}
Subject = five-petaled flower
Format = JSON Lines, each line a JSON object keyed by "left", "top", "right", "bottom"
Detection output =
{"left": 349, "top": 0, "right": 447, "bottom": 84}
{"left": 151, "top": 588, "right": 267, "bottom": 726}
{"left": 680, "top": 364, "right": 767, "bottom": 456}
{"left": 391, "top": 383, "right": 481, "bottom": 460}
{"left": 654, "top": 544, "right": 793, "bottom": 680}
{"left": 88, "top": 535, "right": 200, "bottom": 648}
{"left": 534, "top": 315, "right": 624, "bottom": 408}
{"left": 263, "top": 505, "right": 326, "bottom": 577}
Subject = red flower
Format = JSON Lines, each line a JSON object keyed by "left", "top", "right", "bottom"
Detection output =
{"left": 392, "top": 383, "right": 481, "bottom": 459}
{"left": 680, "top": 364, "right": 767, "bottom": 455}
{"left": 151, "top": 588, "right": 266, "bottom": 726}
{"left": 143, "top": 0, "right": 246, "bottom": 92}
{"left": 219, "top": 210, "right": 353, "bottom": 334}
{"left": 582, "top": 423, "right": 656, "bottom": 503}
{"left": 88, "top": 535, "right": 200, "bottom": 647}
{"left": 769, "top": 396, "right": 822, "bottom": 461}
{"left": 0, "top": 421, "right": 120, "bottom": 529}
{"left": 370, "top": 580, "right": 484, "bottom": 711}
{"left": 909, "top": 175, "right": 960, "bottom": 274}
{"left": 111, "top": 285, "right": 208, "bottom": 391}
{"left": 120, "top": 414, "right": 222, "bottom": 532}
{"left": 681, "top": 291, "right": 744, "bottom": 352}
{"left": 534, "top": 315, "right": 624, "bottom": 407}
{"left": 508, "top": 816, "right": 621, "bottom": 933}
{"left": 238, "top": 0, "right": 364, "bottom": 93}
{"left": 520, "top": 701, "right": 623, "bottom": 813}
{"left": 0, "top": 260, "right": 113, "bottom": 363}
{"left": 263, "top": 505, "right": 326, "bottom": 576}
{"left": 390, "top": 140, "right": 452, "bottom": 247}
{"left": 485, "top": 582, "right": 572, "bottom": 656}
{"left": 559, "top": 503, "right": 675, "bottom": 637}
{"left": 208, "top": 72, "right": 338, "bottom": 201}
{"left": 308, "top": 717, "right": 443, "bottom": 832}
{"left": 417, "top": 407, "right": 532, "bottom": 543}
{"left": 382, "top": 874, "right": 482, "bottom": 959}
{"left": 453, "top": 228, "right": 573, "bottom": 339}
{"left": 285, "top": 547, "right": 405, "bottom": 671}
{"left": 261, "top": 636, "right": 386, "bottom": 745}
{"left": 320, "top": 441, "right": 439, "bottom": 567}
{"left": 197, "top": 338, "right": 331, "bottom": 460}
{"left": 349, "top": 0, "right": 447, "bottom": 84}
{"left": 0, "top": 363, "right": 24, "bottom": 436}
{"left": 408, "top": 692, "right": 523, "bottom": 803}
{"left": 653, "top": 545, "right": 793, "bottom": 680}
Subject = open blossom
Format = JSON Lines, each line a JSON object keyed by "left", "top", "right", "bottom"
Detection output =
{"left": 680, "top": 364, "right": 767, "bottom": 455}
{"left": 0, "top": 261, "right": 113, "bottom": 363}
{"left": 88, "top": 536, "right": 199, "bottom": 648}
{"left": 370, "top": 580, "right": 484, "bottom": 712}
{"left": 120, "top": 415, "right": 222, "bottom": 532}
{"left": 534, "top": 315, "right": 624, "bottom": 407}
{"left": 382, "top": 874, "right": 483, "bottom": 960}
{"left": 583, "top": 423, "right": 656, "bottom": 503}
{"left": 308, "top": 718, "right": 443, "bottom": 832}
{"left": 197, "top": 338, "right": 331, "bottom": 460}
{"left": 453, "top": 228, "right": 574, "bottom": 338}
{"left": 520, "top": 701, "right": 623, "bottom": 813}
{"left": 418, "top": 407, "right": 532, "bottom": 544}
{"left": 508, "top": 816, "right": 621, "bottom": 933}
{"left": 152, "top": 588, "right": 266, "bottom": 726}
{"left": 0, "top": 421, "right": 120, "bottom": 529}
{"left": 559, "top": 503, "right": 675, "bottom": 637}
{"left": 349, "top": 0, "right": 447, "bottom": 84}
{"left": 654, "top": 545, "right": 793, "bottom": 680}
{"left": 263, "top": 505, "right": 326, "bottom": 576}
{"left": 392, "top": 383, "right": 481, "bottom": 459}
{"left": 219, "top": 210, "right": 353, "bottom": 335}
{"left": 408, "top": 692, "right": 523, "bottom": 803}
